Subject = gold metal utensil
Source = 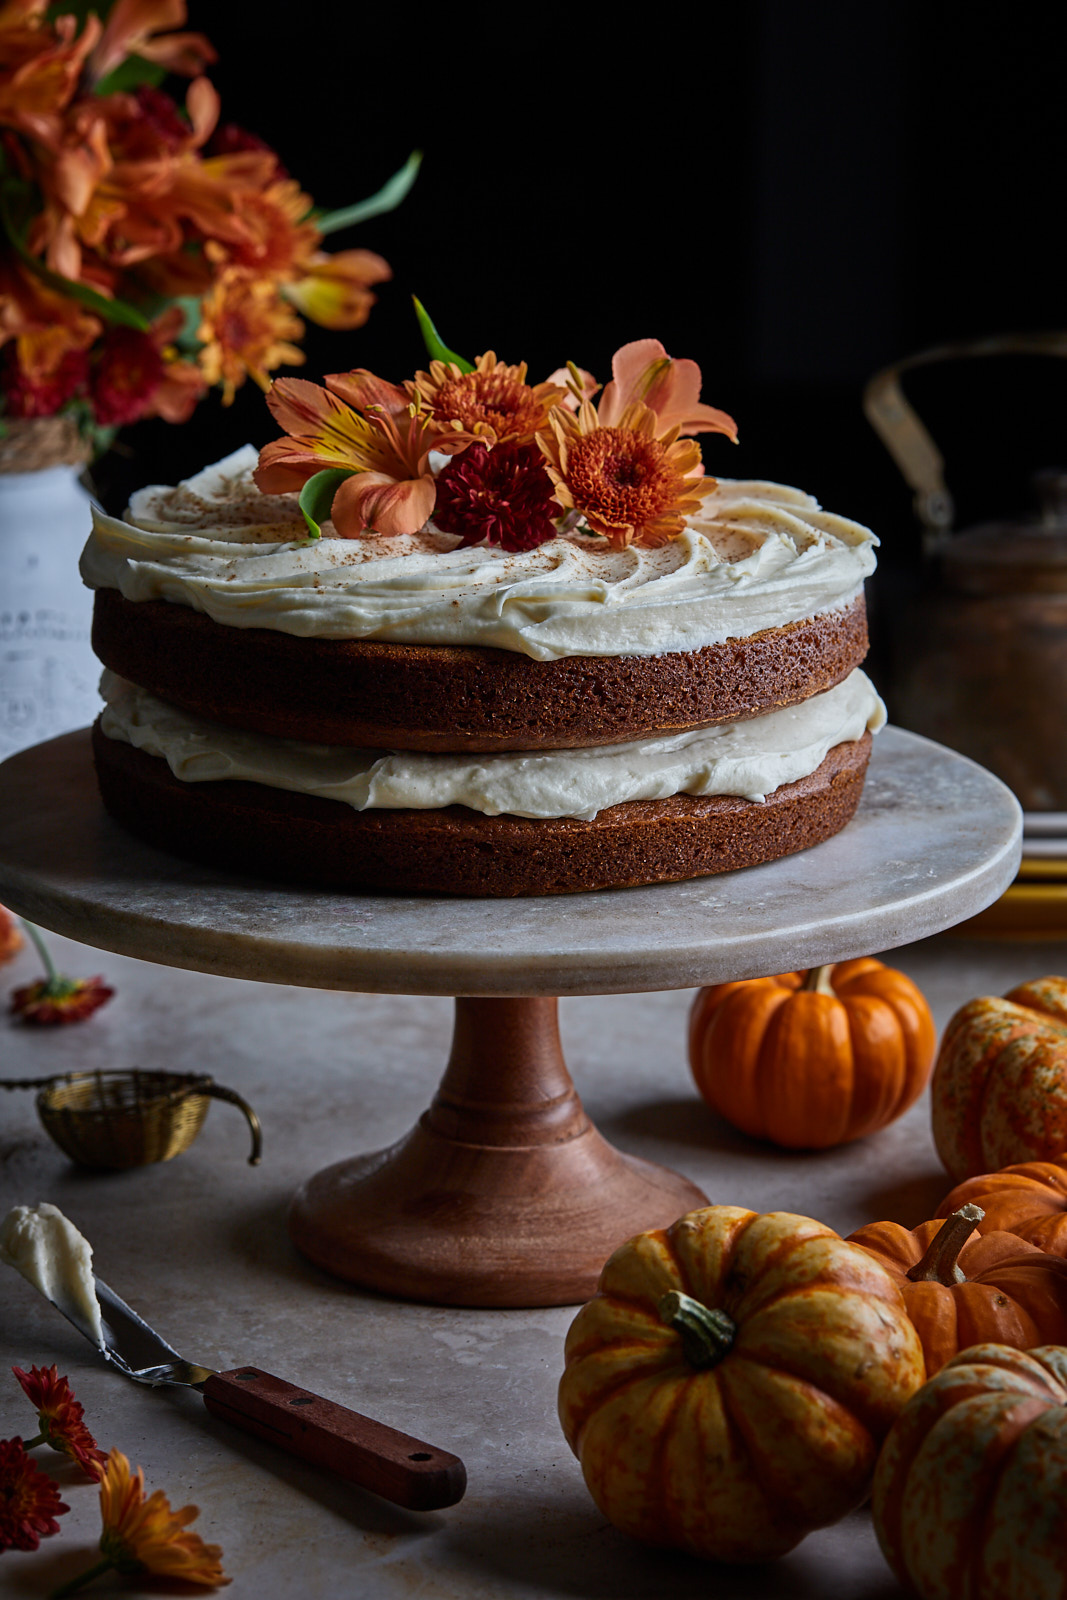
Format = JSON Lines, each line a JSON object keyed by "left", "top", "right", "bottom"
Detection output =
{"left": 2, "top": 1069, "right": 261, "bottom": 1168}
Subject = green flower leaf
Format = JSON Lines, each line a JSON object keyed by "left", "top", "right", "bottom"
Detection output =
{"left": 412, "top": 297, "right": 473, "bottom": 373}
{"left": 314, "top": 150, "right": 422, "bottom": 237}
{"left": 299, "top": 469, "right": 352, "bottom": 539}
{"left": 92, "top": 53, "right": 167, "bottom": 97}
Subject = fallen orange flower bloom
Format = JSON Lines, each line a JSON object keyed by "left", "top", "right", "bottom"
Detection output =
{"left": 13, "top": 1365, "right": 108, "bottom": 1479}
{"left": 51, "top": 1449, "right": 229, "bottom": 1595}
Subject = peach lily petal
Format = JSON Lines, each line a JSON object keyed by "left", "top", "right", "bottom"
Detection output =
{"left": 285, "top": 250, "right": 391, "bottom": 331}
{"left": 331, "top": 470, "right": 436, "bottom": 538}
{"left": 87, "top": 0, "right": 216, "bottom": 87}
{"left": 598, "top": 338, "right": 738, "bottom": 441}
{"left": 545, "top": 364, "right": 598, "bottom": 411}
{"left": 324, "top": 369, "right": 410, "bottom": 416}
{"left": 253, "top": 438, "right": 313, "bottom": 495}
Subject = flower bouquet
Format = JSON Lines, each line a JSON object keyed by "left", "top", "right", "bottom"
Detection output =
{"left": 0, "top": 0, "right": 416, "bottom": 468}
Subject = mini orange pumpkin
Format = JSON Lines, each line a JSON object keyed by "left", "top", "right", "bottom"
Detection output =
{"left": 688, "top": 959, "right": 936, "bottom": 1148}
{"left": 848, "top": 1205, "right": 1067, "bottom": 1374}
{"left": 937, "top": 1157, "right": 1067, "bottom": 1255}
{"left": 931, "top": 975, "right": 1067, "bottom": 1181}
{"left": 872, "top": 1344, "right": 1067, "bottom": 1600}
{"left": 558, "top": 1205, "right": 924, "bottom": 1563}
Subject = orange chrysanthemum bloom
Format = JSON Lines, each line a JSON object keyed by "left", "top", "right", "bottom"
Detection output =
{"left": 52, "top": 1450, "right": 229, "bottom": 1593}
{"left": 206, "top": 177, "right": 320, "bottom": 279}
{"left": 538, "top": 399, "right": 715, "bottom": 549}
{"left": 13, "top": 1365, "right": 108, "bottom": 1479}
{"left": 411, "top": 352, "right": 566, "bottom": 446}
{"left": 197, "top": 270, "right": 304, "bottom": 402}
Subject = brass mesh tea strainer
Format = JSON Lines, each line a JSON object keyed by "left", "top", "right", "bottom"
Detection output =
{"left": 2, "top": 1070, "right": 262, "bottom": 1169}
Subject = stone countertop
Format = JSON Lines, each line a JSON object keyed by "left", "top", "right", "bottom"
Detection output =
{"left": 2, "top": 929, "right": 1063, "bottom": 1599}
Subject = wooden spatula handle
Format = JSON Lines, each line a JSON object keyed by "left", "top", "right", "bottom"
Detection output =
{"left": 202, "top": 1367, "right": 466, "bottom": 1510}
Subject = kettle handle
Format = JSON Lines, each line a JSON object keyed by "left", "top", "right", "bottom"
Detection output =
{"left": 864, "top": 331, "right": 1067, "bottom": 557}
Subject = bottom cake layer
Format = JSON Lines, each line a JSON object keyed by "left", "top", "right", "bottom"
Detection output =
{"left": 92, "top": 722, "right": 872, "bottom": 898}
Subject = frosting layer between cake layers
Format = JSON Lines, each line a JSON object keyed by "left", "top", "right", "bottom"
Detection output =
{"left": 99, "top": 668, "right": 886, "bottom": 822}
{"left": 81, "top": 447, "right": 878, "bottom": 662}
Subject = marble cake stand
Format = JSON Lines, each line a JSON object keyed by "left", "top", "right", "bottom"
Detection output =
{"left": 0, "top": 728, "right": 1021, "bottom": 1307}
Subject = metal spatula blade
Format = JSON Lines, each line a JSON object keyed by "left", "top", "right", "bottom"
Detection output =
{"left": 44, "top": 1274, "right": 466, "bottom": 1511}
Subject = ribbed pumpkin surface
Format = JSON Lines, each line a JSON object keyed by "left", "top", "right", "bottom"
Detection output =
{"left": 938, "top": 1158, "right": 1067, "bottom": 1255}
{"left": 688, "top": 959, "right": 935, "bottom": 1148}
{"left": 849, "top": 1216, "right": 1067, "bottom": 1374}
{"left": 932, "top": 977, "right": 1067, "bottom": 1182}
{"left": 873, "top": 1344, "right": 1067, "bottom": 1600}
{"left": 558, "top": 1205, "right": 924, "bottom": 1562}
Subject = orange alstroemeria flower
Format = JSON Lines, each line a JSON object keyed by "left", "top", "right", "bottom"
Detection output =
{"left": 597, "top": 338, "right": 738, "bottom": 442}
{"left": 25, "top": 76, "right": 264, "bottom": 285}
{"left": 284, "top": 248, "right": 392, "bottom": 331}
{"left": 0, "top": 6, "right": 101, "bottom": 145}
{"left": 85, "top": 0, "right": 216, "bottom": 89}
{"left": 411, "top": 352, "right": 566, "bottom": 446}
{"left": 538, "top": 398, "right": 716, "bottom": 549}
{"left": 255, "top": 372, "right": 478, "bottom": 537}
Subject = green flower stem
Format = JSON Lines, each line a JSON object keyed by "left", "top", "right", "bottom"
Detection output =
{"left": 658, "top": 1291, "right": 736, "bottom": 1370}
{"left": 50, "top": 1558, "right": 115, "bottom": 1598}
{"left": 22, "top": 1429, "right": 46, "bottom": 1449}
{"left": 20, "top": 920, "right": 57, "bottom": 985}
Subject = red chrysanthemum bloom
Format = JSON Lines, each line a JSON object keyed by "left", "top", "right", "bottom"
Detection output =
{"left": 130, "top": 84, "right": 192, "bottom": 154}
{"left": 207, "top": 122, "right": 288, "bottom": 181}
{"left": 0, "top": 346, "right": 89, "bottom": 418}
{"left": 90, "top": 326, "right": 167, "bottom": 426}
{"left": 9, "top": 974, "right": 114, "bottom": 1025}
{"left": 433, "top": 441, "right": 561, "bottom": 552}
{"left": 13, "top": 1365, "right": 108, "bottom": 1479}
{"left": 0, "top": 1437, "right": 69, "bottom": 1553}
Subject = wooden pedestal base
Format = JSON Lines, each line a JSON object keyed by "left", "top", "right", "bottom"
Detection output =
{"left": 288, "top": 997, "right": 708, "bottom": 1307}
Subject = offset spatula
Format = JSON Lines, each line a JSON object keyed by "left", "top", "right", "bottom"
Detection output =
{"left": 50, "top": 1275, "right": 467, "bottom": 1511}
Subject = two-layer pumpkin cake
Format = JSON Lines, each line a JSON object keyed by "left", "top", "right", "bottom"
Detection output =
{"left": 81, "top": 337, "right": 884, "bottom": 895}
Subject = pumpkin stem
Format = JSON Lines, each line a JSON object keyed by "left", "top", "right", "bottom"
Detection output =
{"left": 800, "top": 965, "right": 836, "bottom": 995}
{"left": 658, "top": 1291, "right": 736, "bottom": 1370}
{"left": 905, "top": 1204, "right": 985, "bottom": 1286}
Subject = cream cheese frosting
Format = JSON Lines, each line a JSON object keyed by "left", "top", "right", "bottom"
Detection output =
{"left": 0, "top": 1202, "right": 105, "bottom": 1349}
{"left": 99, "top": 667, "right": 885, "bottom": 821}
{"left": 81, "top": 446, "right": 878, "bottom": 663}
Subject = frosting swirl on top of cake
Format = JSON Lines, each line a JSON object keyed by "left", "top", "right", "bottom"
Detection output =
{"left": 81, "top": 446, "right": 878, "bottom": 662}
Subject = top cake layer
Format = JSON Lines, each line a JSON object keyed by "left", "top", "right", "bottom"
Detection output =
{"left": 82, "top": 446, "right": 878, "bottom": 664}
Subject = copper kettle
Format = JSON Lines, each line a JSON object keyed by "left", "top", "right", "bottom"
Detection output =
{"left": 866, "top": 332, "right": 1067, "bottom": 811}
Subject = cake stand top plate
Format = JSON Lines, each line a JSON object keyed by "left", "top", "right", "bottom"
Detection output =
{"left": 0, "top": 728, "right": 1020, "bottom": 997}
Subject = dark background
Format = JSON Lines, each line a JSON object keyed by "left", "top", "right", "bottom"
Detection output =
{"left": 91, "top": 1, "right": 1066, "bottom": 692}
